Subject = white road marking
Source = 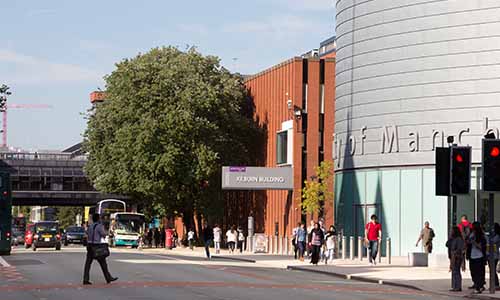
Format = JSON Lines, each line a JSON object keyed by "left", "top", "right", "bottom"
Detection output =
{"left": 0, "top": 255, "right": 11, "bottom": 267}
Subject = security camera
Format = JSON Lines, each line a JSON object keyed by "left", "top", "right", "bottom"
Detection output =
{"left": 287, "top": 99, "right": 292, "bottom": 109}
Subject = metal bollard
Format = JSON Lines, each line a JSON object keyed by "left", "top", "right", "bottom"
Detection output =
{"left": 268, "top": 236, "right": 272, "bottom": 254}
{"left": 349, "top": 236, "right": 354, "bottom": 260}
{"left": 273, "top": 236, "right": 278, "bottom": 254}
{"left": 342, "top": 235, "right": 346, "bottom": 260}
{"left": 387, "top": 238, "right": 391, "bottom": 264}
{"left": 378, "top": 239, "right": 382, "bottom": 263}
{"left": 358, "top": 237, "right": 363, "bottom": 261}
{"left": 335, "top": 235, "right": 340, "bottom": 259}
{"left": 284, "top": 236, "right": 288, "bottom": 255}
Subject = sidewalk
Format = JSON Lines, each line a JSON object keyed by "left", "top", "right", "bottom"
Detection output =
{"left": 138, "top": 247, "right": 500, "bottom": 299}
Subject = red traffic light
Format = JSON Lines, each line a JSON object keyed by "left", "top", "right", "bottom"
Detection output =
{"left": 2, "top": 191, "right": 7, "bottom": 196}
{"left": 455, "top": 154, "right": 464, "bottom": 163}
{"left": 491, "top": 147, "right": 500, "bottom": 158}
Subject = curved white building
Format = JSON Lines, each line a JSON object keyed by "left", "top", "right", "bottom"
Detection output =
{"left": 334, "top": 0, "right": 500, "bottom": 255}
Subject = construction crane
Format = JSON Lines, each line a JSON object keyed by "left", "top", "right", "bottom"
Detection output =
{"left": 2, "top": 104, "right": 53, "bottom": 148}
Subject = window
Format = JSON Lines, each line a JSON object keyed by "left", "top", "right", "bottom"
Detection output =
{"left": 277, "top": 131, "right": 288, "bottom": 165}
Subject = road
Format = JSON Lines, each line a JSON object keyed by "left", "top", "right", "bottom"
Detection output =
{"left": 0, "top": 246, "right": 453, "bottom": 300}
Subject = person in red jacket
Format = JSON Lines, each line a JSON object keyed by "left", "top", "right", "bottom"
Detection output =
{"left": 458, "top": 215, "right": 472, "bottom": 239}
{"left": 365, "top": 214, "right": 382, "bottom": 266}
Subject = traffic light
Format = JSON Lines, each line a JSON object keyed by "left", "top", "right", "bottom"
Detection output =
{"left": 451, "top": 146, "right": 471, "bottom": 194}
{"left": 483, "top": 139, "right": 500, "bottom": 191}
{"left": 435, "top": 147, "right": 451, "bottom": 196}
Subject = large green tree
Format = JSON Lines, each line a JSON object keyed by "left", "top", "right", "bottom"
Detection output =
{"left": 84, "top": 47, "right": 263, "bottom": 232}
{"left": 56, "top": 207, "right": 84, "bottom": 229}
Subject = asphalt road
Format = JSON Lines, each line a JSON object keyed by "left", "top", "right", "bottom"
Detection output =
{"left": 0, "top": 246, "right": 454, "bottom": 300}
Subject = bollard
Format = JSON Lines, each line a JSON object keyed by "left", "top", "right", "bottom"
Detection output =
{"left": 378, "top": 239, "right": 382, "bottom": 264}
{"left": 268, "top": 235, "right": 272, "bottom": 254}
{"left": 387, "top": 238, "right": 391, "bottom": 264}
{"left": 284, "top": 236, "right": 288, "bottom": 255}
{"left": 335, "top": 235, "right": 340, "bottom": 259}
{"left": 273, "top": 236, "right": 278, "bottom": 254}
{"left": 342, "top": 235, "right": 346, "bottom": 260}
{"left": 349, "top": 236, "right": 354, "bottom": 260}
{"left": 358, "top": 237, "right": 363, "bottom": 261}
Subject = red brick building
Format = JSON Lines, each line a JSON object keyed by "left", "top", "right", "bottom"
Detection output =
{"left": 224, "top": 55, "right": 336, "bottom": 237}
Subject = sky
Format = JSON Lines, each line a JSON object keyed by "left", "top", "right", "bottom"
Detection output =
{"left": 0, "top": 0, "right": 335, "bottom": 151}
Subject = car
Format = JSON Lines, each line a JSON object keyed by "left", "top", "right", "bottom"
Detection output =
{"left": 24, "top": 223, "right": 35, "bottom": 248}
{"left": 32, "top": 221, "right": 61, "bottom": 251}
{"left": 62, "top": 226, "right": 87, "bottom": 246}
{"left": 11, "top": 229, "right": 25, "bottom": 246}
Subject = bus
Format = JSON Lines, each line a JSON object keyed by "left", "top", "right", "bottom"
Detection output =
{"left": 0, "top": 173, "right": 12, "bottom": 255}
{"left": 109, "top": 212, "right": 145, "bottom": 248}
{"left": 89, "top": 199, "right": 126, "bottom": 229}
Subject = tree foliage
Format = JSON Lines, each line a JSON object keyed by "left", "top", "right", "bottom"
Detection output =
{"left": 83, "top": 47, "right": 263, "bottom": 228}
{"left": 301, "top": 161, "right": 334, "bottom": 214}
{"left": 56, "top": 207, "right": 83, "bottom": 229}
{"left": 0, "top": 84, "right": 11, "bottom": 112}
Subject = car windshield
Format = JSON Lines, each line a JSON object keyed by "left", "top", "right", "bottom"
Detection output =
{"left": 67, "top": 227, "right": 85, "bottom": 233}
{"left": 36, "top": 223, "right": 58, "bottom": 233}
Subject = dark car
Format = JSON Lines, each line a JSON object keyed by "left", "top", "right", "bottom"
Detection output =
{"left": 32, "top": 221, "right": 61, "bottom": 251}
{"left": 62, "top": 226, "right": 87, "bottom": 246}
{"left": 11, "top": 229, "right": 25, "bottom": 246}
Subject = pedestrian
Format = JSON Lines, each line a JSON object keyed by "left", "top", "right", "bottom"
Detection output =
{"left": 307, "top": 220, "right": 315, "bottom": 257}
{"left": 237, "top": 227, "right": 245, "bottom": 253}
{"left": 318, "top": 219, "right": 327, "bottom": 262}
{"left": 202, "top": 223, "right": 213, "bottom": 259}
{"left": 154, "top": 228, "right": 161, "bottom": 248}
{"left": 292, "top": 222, "right": 300, "bottom": 259}
{"left": 83, "top": 213, "right": 118, "bottom": 285}
{"left": 226, "top": 226, "right": 237, "bottom": 254}
{"left": 416, "top": 221, "right": 435, "bottom": 253}
{"left": 491, "top": 223, "right": 500, "bottom": 289}
{"left": 365, "top": 214, "right": 382, "bottom": 266}
{"left": 324, "top": 225, "right": 337, "bottom": 265}
{"left": 296, "top": 222, "right": 307, "bottom": 261}
{"left": 147, "top": 228, "right": 153, "bottom": 248}
{"left": 446, "top": 226, "right": 465, "bottom": 292}
{"left": 160, "top": 226, "right": 166, "bottom": 248}
{"left": 309, "top": 223, "right": 324, "bottom": 265}
{"left": 458, "top": 215, "right": 473, "bottom": 270}
{"left": 173, "top": 230, "right": 178, "bottom": 248}
{"left": 468, "top": 222, "right": 486, "bottom": 294}
{"left": 187, "top": 228, "right": 195, "bottom": 250}
{"left": 213, "top": 224, "right": 222, "bottom": 254}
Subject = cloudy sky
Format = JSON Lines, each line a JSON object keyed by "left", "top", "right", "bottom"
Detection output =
{"left": 0, "top": 0, "right": 335, "bottom": 150}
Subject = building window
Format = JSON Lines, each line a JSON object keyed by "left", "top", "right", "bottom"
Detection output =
{"left": 277, "top": 131, "right": 288, "bottom": 165}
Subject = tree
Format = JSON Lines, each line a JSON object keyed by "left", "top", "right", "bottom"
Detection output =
{"left": 301, "top": 161, "right": 334, "bottom": 214}
{"left": 83, "top": 47, "right": 263, "bottom": 233}
{"left": 0, "top": 84, "right": 11, "bottom": 112}
{"left": 56, "top": 207, "right": 83, "bottom": 229}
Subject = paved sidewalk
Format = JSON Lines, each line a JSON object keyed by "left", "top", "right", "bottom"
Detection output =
{"left": 139, "top": 247, "right": 500, "bottom": 299}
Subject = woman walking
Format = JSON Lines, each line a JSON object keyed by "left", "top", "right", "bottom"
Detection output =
{"left": 324, "top": 225, "right": 337, "bottom": 265}
{"left": 226, "top": 226, "right": 237, "bottom": 254}
{"left": 213, "top": 224, "right": 222, "bottom": 254}
{"left": 309, "top": 223, "right": 324, "bottom": 265}
{"left": 491, "top": 223, "right": 500, "bottom": 289}
{"left": 469, "top": 222, "right": 486, "bottom": 294}
{"left": 237, "top": 227, "right": 245, "bottom": 253}
{"left": 446, "top": 226, "right": 465, "bottom": 292}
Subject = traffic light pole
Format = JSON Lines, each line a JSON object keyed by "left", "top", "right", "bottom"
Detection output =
{"left": 489, "top": 192, "right": 495, "bottom": 294}
{"left": 452, "top": 195, "right": 457, "bottom": 226}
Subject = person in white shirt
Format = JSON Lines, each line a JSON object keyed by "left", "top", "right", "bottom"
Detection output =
{"left": 324, "top": 225, "right": 337, "bottom": 265}
{"left": 213, "top": 225, "right": 222, "bottom": 254}
{"left": 226, "top": 226, "right": 237, "bottom": 254}
{"left": 237, "top": 227, "right": 245, "bottom": 253}
{"left": 187, "top": 229, "right": 195, "bottom": 250}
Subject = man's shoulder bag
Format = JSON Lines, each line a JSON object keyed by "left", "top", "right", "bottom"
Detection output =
{"left": 91, "top": 224, "right": 110, "bottom": 259}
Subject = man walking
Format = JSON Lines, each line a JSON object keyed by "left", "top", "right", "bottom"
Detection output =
{"left": 83, "top": 213, "right": 118, "bottom": 285}
{"left": 202, "top": 223, "right": 213, "bottom": 259}
{"left": 416, "top": 221, "right": 435, "bottom": 253}
{"left": 365, "top": 214, "right": 382, "bottom": 266}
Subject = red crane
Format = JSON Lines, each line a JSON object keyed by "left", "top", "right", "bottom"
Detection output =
{"left": 2, "top": 104, "right": 53, "bottom": 148}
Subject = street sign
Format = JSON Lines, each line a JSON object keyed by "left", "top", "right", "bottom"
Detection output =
{"left": 221, "top": 166, "right": 293, "bottom": 190}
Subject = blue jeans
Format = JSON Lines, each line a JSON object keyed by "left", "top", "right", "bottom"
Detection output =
{"left": 204, "top": 240, "right": 212, "bottom": 258}
{"left": 369, "top": 240, "right": 378, "bottom": 263}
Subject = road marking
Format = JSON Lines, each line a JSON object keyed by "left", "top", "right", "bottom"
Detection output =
{"left": 0, "top": 256, "right": 11, "bottom": 267}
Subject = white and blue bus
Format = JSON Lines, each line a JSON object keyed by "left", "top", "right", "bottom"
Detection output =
{"left": 109, "top": 212, "right": 145, "bottom": 248}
